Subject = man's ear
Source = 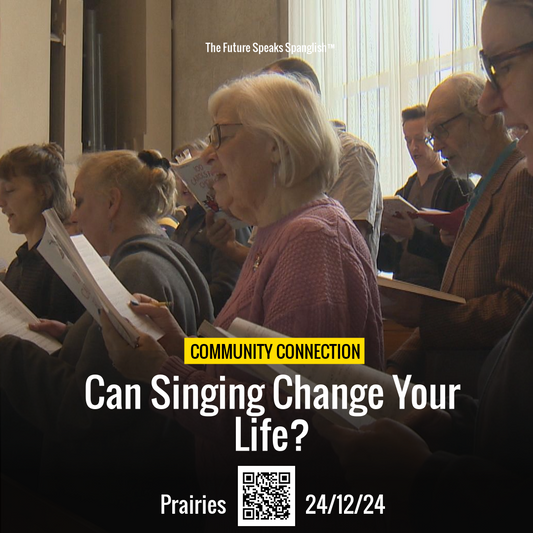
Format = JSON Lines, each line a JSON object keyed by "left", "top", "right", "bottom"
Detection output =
{"left": 107, "top": 187, "right": 122, "bottom": 219}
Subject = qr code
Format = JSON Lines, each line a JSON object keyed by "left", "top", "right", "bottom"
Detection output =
{"left": 237, "top": 466, "right": 296, "bottom": 527}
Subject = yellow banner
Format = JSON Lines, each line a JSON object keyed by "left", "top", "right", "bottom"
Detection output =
{"left": 183, "top": 338, "right": 364, "bottom": 364}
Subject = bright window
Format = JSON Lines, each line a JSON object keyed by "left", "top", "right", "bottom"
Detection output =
{"left": 289, "top": 0, "right": 484, "bottom": 194}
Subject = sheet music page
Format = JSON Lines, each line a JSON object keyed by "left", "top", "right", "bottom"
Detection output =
{"left": 197, "top": 320, "right": 236, "bottom": 338}
{"left": 38, "top": 209, "right": 162, "bottom": 345}
{"left": 286, "top": 363, "right": 414, "bottom": 421}
{"left": 71, "top": 236, "right": 163, "bottom": 340}
{"left": 226, "top": 320, "right": 394, "bottom": 423}
{"left": 247, "top": 362, "right": 413, "bottom": 424}
{"left": 234, "top": 362, "right": 375, "bottom": 429}
{"left": 377, "top": 276, "right": 466, "bottom": 304}
{"left": 38, "top": 221, "right": 102, "bottom": 320}
{"left": 272, "top": 364, "right": 376, "bottom": 429}
{"left": 228, "top": 318, "right": 289, "bottom": 338}
{"left": 0, "top": 282, "right": 62, "bottom": 354}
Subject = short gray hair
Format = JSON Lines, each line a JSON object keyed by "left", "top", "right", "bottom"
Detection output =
{"left": 446, "top": 72, "right": 507, "bottom": 132}
{"left": 208, "top": 73, "right": 339, "bottom": 194}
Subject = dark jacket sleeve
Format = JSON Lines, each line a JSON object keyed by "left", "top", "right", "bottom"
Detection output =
{"left": 0, "top": 243, "right": 209, "bottom": 441}
{"left": 377, "top": 234, "right": 403, "bottom": 272}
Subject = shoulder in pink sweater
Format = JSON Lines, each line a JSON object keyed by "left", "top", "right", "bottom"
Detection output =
{"left": 216, "top": 197, "right": 383, "bottom": 367}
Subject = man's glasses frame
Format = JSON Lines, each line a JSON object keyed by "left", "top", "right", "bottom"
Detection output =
{"left": 480, "top": 40, "right": 533, "bottom": 90}
{"left": 208, "top": 123, "right": 243, "bottom": 150}
{"left": 425, "top": 112, "right": 464, "bottom": 148}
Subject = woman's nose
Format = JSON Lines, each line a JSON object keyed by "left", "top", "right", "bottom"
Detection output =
{"left": 201, "top": 143, "right": 217, "bottom": 165}
{"left": 478, "top": 80, "right": 505, "bottom": 116}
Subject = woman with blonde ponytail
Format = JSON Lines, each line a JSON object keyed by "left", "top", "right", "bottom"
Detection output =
{"left": 0, "top": 149, "right": 213, "bottom": 531}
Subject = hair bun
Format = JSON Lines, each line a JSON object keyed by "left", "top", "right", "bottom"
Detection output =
{"left": 138, "top": 150, "right": 170, "bottom": 171}
{"left": 42, "top": 142, "right": 64, "bottom": 163}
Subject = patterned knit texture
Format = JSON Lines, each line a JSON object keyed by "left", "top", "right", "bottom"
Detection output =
{"left": 389, "top": 150, "right": 533, "bottom": 389}
{"left": 156, "top": 199, "right": 384, "bottom": 527}
{"left": 215, "top": 197, "right": 383, "bottom": 368}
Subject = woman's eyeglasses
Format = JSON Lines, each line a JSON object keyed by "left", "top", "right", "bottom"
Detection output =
{"left": 208, "top": 123, "right": 243, "bottom": 149}
{"left": 480, "top": 40, "right": 533, "bottom": 90}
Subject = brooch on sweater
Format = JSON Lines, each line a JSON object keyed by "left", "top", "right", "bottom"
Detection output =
{"left": 253, "top": 253, "right": 262, "bottom": 272}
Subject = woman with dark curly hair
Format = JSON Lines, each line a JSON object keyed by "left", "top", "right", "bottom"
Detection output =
{"left": 0, "top": 143, "right": 84, "bottom": 323}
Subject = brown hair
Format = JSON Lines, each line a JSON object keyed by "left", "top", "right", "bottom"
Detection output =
{"left": 401, "top": 104, "right": 427, "bottom": 125}
{"left": 0, "top": 143, "right": 72, "bottom": 221}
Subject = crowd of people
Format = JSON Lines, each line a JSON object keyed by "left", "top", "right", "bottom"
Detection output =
{"left": 0, "top": 0, "right": 532, "bottom": 530}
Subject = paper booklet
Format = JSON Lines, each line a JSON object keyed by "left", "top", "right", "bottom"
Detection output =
{"left": 37, "top": 209, "right": 163, "bottom": 347}
{"left": 383, "top": 195, "right": 419, "bottom": 218}
{"left": 382, "top": 195, "right": 430, "bottom": 240}
{"left": 0, "top": 282, "right": 62, "bottom": 354}
{"left": 383, "top": 195, "right": 467, "bottom": 236}
{"left": 170, "top": 158, "right": 248, "bottom": 229}
{"left": 197, "top": 318, "right": 289, "bottom": 339}
{"left": 412, "top": 204, "right": 467, "bottom": 236}
{"left": 378, "top": 275, "right": 466, "bottom": 305}
{"left": 196, "top": 318, "right": 416, "bottom": 429}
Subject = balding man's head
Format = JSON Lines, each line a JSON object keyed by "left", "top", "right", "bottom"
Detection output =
{"left": 426, "top": 73, "right": 510, "bottom": 177}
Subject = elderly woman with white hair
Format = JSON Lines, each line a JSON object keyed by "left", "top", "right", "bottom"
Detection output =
{"left": 202, "top": 74, "right": 383, "bottom": 345}
{"left": 102, "top": 74, "right": 384, "bottom": 527}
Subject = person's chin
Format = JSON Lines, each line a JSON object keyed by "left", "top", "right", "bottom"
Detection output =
{"left": 447, "top": 158, "right": 467, "bottom": 179}
{"left": 224, "top": 205, "right": 237, "bottom": 218}
{"left": 215, "top": 192, "right": 232, "bottom": 211}
{"left": 218, "top": 200, "right": 240, "bottom": 219}
{"left": 7, "top": 220, "right": 20, "bottom": 234}
{"left": 218, "top": 201, "right": 233, "bottom": 214}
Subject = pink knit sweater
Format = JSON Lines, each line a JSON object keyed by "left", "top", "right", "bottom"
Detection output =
{"left": 155, "top": 198, "right": 384, "bottom": 525}
{"left": 216, "top": 197, "right": 383, "bottom": 364}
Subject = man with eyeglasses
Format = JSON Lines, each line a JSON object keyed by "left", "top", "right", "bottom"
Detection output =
{"left": 386, "top": 72, "right": 533, "bottom": 397}
{"left": 378, "top": 104, "right": 474, "bottom": 290}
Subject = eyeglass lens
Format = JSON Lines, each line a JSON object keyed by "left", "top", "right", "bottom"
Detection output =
{"left": 209, "top": 125, "right": 220, "bottom": 148}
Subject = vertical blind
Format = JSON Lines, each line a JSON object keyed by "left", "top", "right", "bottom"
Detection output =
{"left": 289, "top": 0, "right": 484, "bottom": 194}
